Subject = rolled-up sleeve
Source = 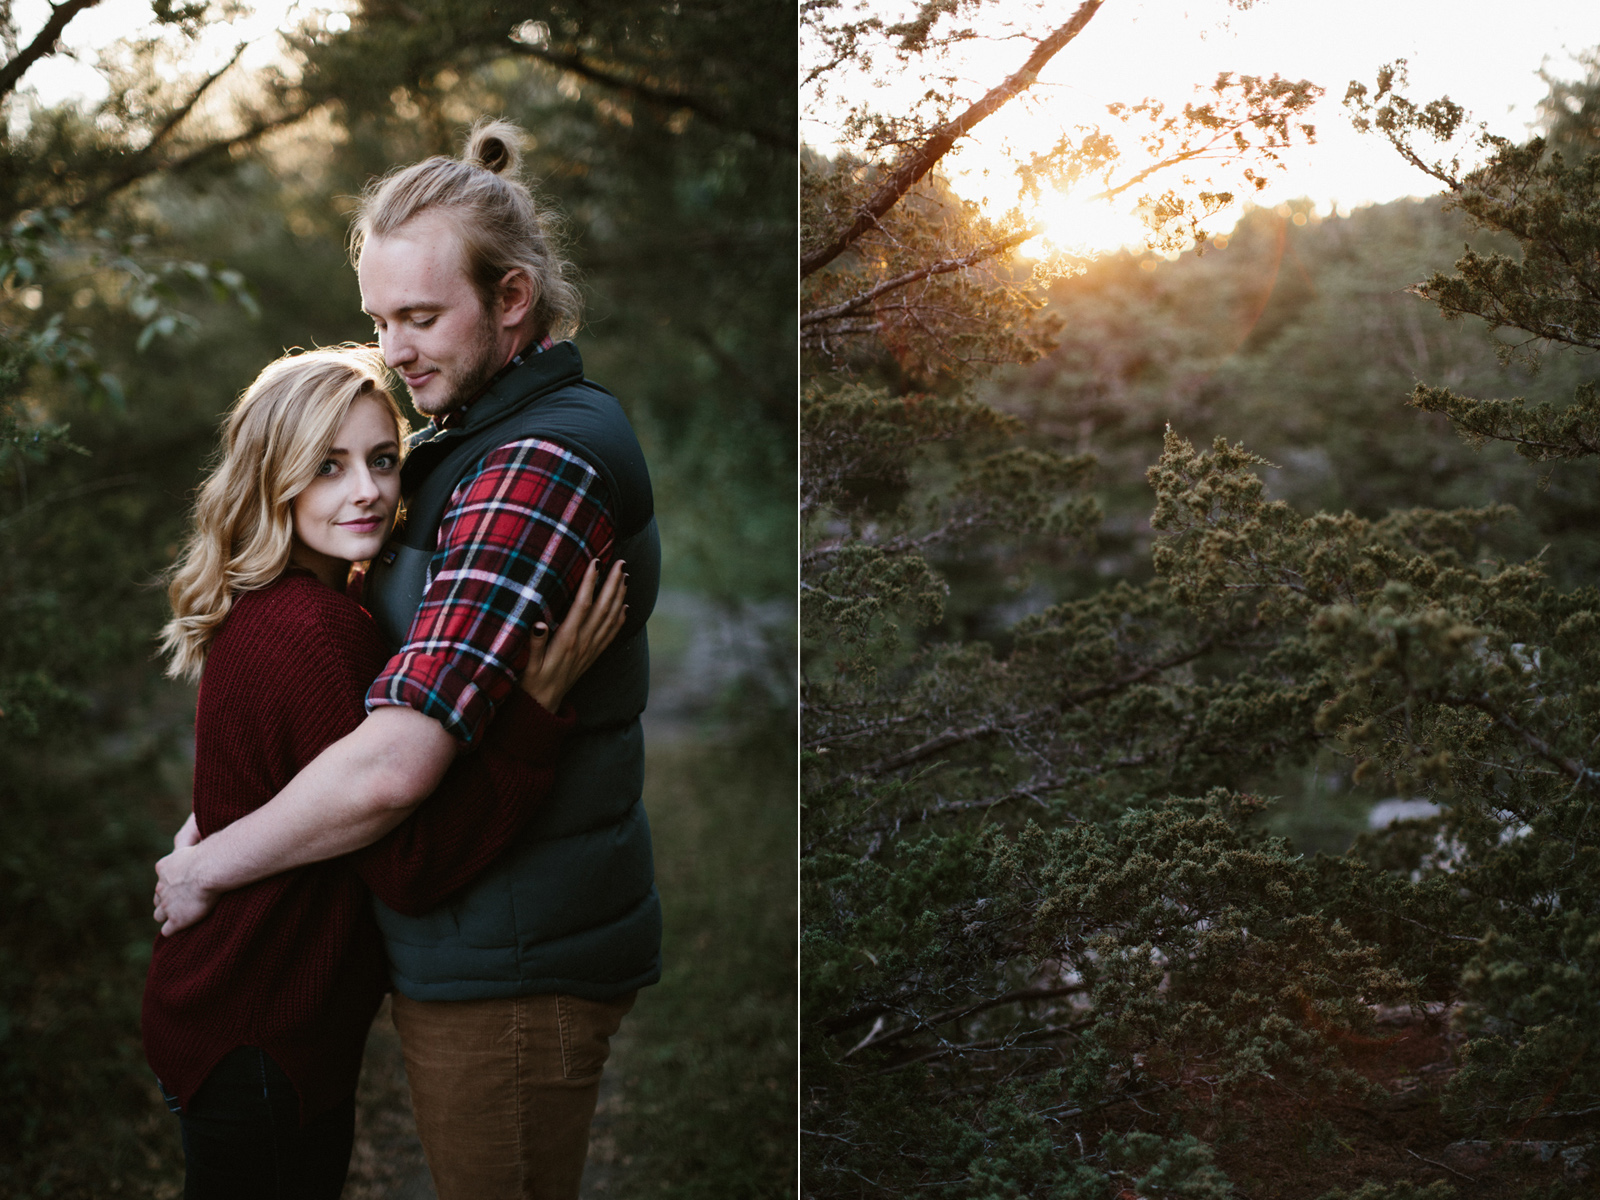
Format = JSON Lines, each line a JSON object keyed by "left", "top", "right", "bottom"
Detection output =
{"left": 366, "top": 437, "right": 615, "bottom": 746}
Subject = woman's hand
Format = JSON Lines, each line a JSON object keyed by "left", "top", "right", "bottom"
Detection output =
{"left": 521, "top": 559, "right": 627, "bottom": 712}
{"left": 153, "top": 842, "right": 221, "bottom": 936}
{"left": 173, "top": 811, "right": 200, "bottom": 850}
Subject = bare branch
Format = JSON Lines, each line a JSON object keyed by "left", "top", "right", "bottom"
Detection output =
{"left": 70, "top": 100, "right": 320, "bottom": 213}
{"left": 845, "top": 983, "right": 1089, "bottom": 1056}
{"left": 800, "top": 0, "right": 1104, "bottom": 279}
{"left": 1093, "top": 146, "right": 1209, "bottom": 203}
{"left": 66, "top": 43, "right": 248, "bottom": 213}
{"left": 801, "top": 227, "right": 1038, "bottom": 328}
{"left": 508, "top": 42, "right": 790, "bottom": 152}
{"left": 0, "top": 0, "right": 101, "bottom": 104}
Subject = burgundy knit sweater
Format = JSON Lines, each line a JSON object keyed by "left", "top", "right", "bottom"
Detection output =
{"left": 142, "top": 570, "right": 573, "bottom": 1120}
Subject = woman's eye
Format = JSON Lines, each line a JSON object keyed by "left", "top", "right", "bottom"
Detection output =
{"left": 372, "top": 454, "right": 397, "bottom": 470}
{"left": 316, "top": 460, "right": 338, "bottom": 476}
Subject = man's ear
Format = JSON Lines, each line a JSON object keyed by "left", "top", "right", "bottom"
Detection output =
{"left": 496, "top": 269, "right": 538, "bottom": 329}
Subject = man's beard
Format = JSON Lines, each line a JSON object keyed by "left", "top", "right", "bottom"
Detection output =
{"left": 413, "top": 313, "right": 502, "bottom": 417}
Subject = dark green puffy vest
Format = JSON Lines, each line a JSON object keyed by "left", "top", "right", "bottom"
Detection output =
{"left": 365, "top": 341, "right": 661, "bottom": 1002}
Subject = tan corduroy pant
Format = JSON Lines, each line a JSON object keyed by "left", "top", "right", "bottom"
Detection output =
{"left": 390, "top": 990, "right": 636, "bottom": 1200}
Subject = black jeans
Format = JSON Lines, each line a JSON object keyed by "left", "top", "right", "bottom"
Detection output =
{"left": 160, "top": 1046, "right": 354, "bottom": 1200}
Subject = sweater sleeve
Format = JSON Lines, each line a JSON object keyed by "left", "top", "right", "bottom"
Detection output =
{"left": 239, "top": 578, "right": 574, "bottom": 917}
{"left": 351, "top": 689, "right": 575, "bottom": 915}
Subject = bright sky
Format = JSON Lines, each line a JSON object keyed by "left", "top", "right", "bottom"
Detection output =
{"left": 11, "top": 0, "right": 349, "bottom": 108}
{"left": 804, "top": 0, "right": 1600, "bottom": 255}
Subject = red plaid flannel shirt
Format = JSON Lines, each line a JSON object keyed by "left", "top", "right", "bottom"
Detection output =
{"left": 364, "top": 437, "right": 614, "bottom": 746}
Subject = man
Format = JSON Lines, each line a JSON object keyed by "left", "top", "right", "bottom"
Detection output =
{"left": 153, "top": 117, "right": 660, "bottom": 1199}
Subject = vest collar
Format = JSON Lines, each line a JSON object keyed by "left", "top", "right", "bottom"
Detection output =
{"left": 400, "top": 341, "right": 586, "bottom": 490}
{"left": 407, "top": 340, "right": 585, "bottom": 449}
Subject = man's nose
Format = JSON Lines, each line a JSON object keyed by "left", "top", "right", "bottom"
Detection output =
{"left": 381, "top": 327, "right": 415, "bottom": 366}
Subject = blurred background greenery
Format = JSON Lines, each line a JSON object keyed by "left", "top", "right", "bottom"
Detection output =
{"left": 0, "top": 1, "right": 794, "bottom": 1195}
{"left": 967, "top": 190, "right": 1600, "bottom": 856}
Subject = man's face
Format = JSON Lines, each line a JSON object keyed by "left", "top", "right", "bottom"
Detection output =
{"left": 358, "top": 210, "right": 503, "bottom": 417}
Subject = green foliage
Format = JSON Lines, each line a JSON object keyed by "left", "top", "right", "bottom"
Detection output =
{"left": 1348, "top": 59, "right": 1600, "bottom": 463}
{"left": 802, "top": 161, "right": 1057, "bottom": 375}
{"left": 804, "top": 764, "right": 1420, "bottom": 1190}
{"left": 1445, "top": 912, "right": 1600, "bottom": 1125}
{"left": 605, "top": 731, "right": 796, "bottom": 1199}
{"left": 802, "top": 380, "right": 1094, "bottom": 675}
{"left": 996, "top": 195, "right": 1600, "bottom": 581}
{"left": 0, "top": 748, "right": 187, "bottom": 1194}
{"left": 0, "top": 0, "right": 792, "bottom": 1193}
{"left": 1104, "top": 1130, "right": 1234, "bottom": 1199}
{"left": 805, "top": 17, "right": 1600, "bottom": 1199}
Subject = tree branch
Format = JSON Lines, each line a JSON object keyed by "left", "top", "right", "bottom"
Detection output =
{"left": 65, "top": 43, "right": 247, "bottom": 213}
{"left": 1439, "top": 692, "right": 1594, "bottom": 785}
{"left": 0, "top": 0, "right": 101, "bottom": 104}
{"left": 508, "top": 43, "right": 790, "bottom": 151}
{"left": 801, "top": 227, "right": 1038, "bottom": 328}
{"left": 800, "top": 0, "right": 1103, "bottom": 279}
{"left": 845, "top": 983, "right": 1089, "bottom": 1056}
{"left": 871, "top": 1022, "right": 1084, "bottom": 1074}
{"left": 1093, "top": 145, "right": 1209, "bottom": 203}
{"left": 1056, "top": 637, "right": 1216, "bottom": 710}
{"left": 844, "top": 637, "right": 1216, "bottom": 781}
{"left": 69, "top": 100, "right": 319, "bottom": 213}
{"left": 854, "top": 712, "right": 1036, "bottom": 778}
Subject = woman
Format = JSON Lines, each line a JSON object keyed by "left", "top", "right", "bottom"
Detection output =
{"left": 142, "top": 345, "right": 624, "bottom": 1198}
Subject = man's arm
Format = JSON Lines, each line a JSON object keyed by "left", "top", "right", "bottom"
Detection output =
{"left": 354, "top": 692, "right": 569, "bottom": 915}
{"left": 353, "top": 558, "right": 624, "bottom": 916}
{"left": 153, "top": 705, "right": 456, "bottom": 934}
{"left": 156, "top": 437, "right": 611, "bottom": 934}
{"left": 364, "top": 438, "right": 614, "bottom": 746}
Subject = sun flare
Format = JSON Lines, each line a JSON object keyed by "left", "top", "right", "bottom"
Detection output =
{"left": 1021, "top": 190, "right": 1153, "bottom": 259}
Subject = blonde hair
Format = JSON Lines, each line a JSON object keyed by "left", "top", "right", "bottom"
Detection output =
{"left": 349, "top": 117, "right": 583, "bottom": 340}
{"left": 159, "top": 345, "right": 407, "bottom": 682}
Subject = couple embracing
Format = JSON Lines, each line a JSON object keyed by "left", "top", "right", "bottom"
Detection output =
{"left": 141, "top": 118, "right": 661, "bottom": 1199}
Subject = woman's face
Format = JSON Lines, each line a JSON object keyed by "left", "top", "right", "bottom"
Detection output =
{"left": 289, "top": 393, "right": 401, "bottom": 588}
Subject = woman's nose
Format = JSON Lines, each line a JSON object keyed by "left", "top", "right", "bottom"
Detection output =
{"left": 350, "top": 465, "right": 381, "bottom": 503}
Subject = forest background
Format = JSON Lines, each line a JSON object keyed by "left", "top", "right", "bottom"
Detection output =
{"left": 0, "top": 0, "right": 795, "bottom": 1196}
{"left": 804, "top": 1, "right": 1600, "bottom": 1195}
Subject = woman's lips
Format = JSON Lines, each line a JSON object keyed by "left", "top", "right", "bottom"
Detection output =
{"left": 339, "top": 517, "right": 383, "bottom": 532}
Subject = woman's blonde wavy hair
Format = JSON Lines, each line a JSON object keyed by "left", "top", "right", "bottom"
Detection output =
{"left": 159, "top": 345, "right": 407, "bottom": 682}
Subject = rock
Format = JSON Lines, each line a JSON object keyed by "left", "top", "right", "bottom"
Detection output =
{"left": 1561, "top": 1143, "right": 1592, "bottom": 1181}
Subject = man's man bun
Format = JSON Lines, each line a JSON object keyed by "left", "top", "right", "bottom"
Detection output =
{"left": 465, "top": 118, "right": 524, "bottom": 177}
{"left": 351, "top": 115, "right": 581, "bottom": 341}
